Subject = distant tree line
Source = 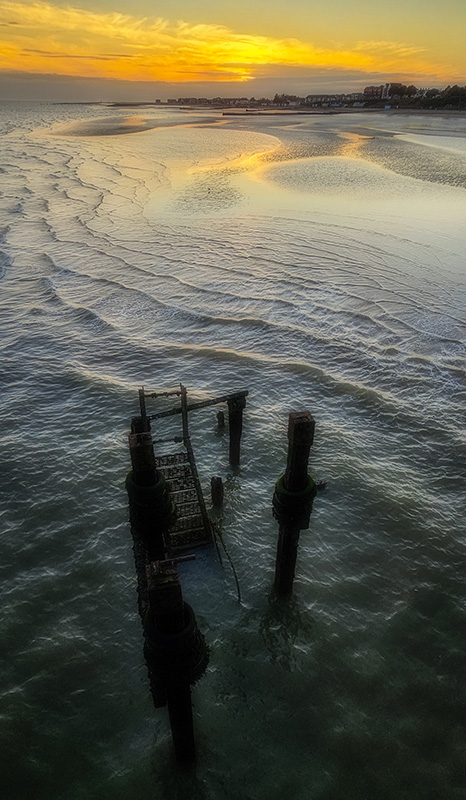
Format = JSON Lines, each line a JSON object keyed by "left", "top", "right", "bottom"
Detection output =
{"left": 364, "top": 84, "right": 466, "bottom": 110}
{"left": 424, "top": 85, "right": 466, "bottom": 109}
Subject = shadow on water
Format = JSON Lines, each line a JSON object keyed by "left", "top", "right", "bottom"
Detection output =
{"left": 254, "top": 580, "right": 466, "bottom": 800}
{"left": 259, "top": 590, "right": 315, "bottom": 671}
{"left": 150, "top": 751, "right": 212, "bottom": 800}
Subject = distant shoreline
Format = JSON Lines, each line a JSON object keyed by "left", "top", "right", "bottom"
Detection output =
{"left": 219, "top": 107, "right": 466, "bottom": 117}
{"left": 103, "top": 103, "right": 466, "bottom": 118}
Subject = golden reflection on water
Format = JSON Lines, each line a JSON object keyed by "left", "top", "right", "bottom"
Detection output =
{"left": 337, "top": 132, "right": 374, "bottom": 158}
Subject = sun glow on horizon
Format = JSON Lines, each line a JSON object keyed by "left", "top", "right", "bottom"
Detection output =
{"left": 0, "top": 1, "right": 461, "bottom": 90}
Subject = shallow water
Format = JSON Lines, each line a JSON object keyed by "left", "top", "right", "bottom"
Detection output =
{"left": 1, "top": 104, "right": 465, "bottom": 799}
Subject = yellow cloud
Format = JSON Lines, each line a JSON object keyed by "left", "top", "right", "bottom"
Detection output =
{"left": 355, "top": 41, "right": 426, "bottom": 57}
{"left": 0, "top": 1, "right": 454, "bottom": 83}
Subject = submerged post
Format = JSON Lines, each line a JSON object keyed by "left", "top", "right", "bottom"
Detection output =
{"left": 143, "top": 562, "right": 209, "bottom": 763}
{"left": 211, "top": 476, "right": 224, "bottom": 507}
{"left": 273, "top": 412, "right": 316, "bottom": 596}
{"left": 126, "top": 427, "right": 175, "bottom": 620}
{"left": 126, "top": 430, "right": 168, "bottom": 562}
{"left": 228, "top": 394, "right": 246, "bottom": 467}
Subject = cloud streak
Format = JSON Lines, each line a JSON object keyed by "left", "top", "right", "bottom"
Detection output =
{"left": 0, "top": 1, "right": 456, "bottom": 86}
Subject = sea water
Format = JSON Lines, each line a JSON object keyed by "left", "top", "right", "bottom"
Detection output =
{"left": 1, "top": 103, "right": 465, "bottom": 799}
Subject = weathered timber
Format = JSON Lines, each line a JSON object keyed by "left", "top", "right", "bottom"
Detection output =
{"left": 138, "top": 388, "right": 149, "bottom": 431}
{"left": 228, "top": 394, "right": 246, "bottom": 467}
{"left": 147, "top": 564, "right": 185, "bottom": 633}
{"left": 131, "top": 416, "right": 147, "bottom": 434}
{"left": 273, "top": 412, "right": 316, "bottom": 596}
{"left": 211, "top": 476, "right": 224, "bottom": 507}
{"left": 127, "top": 428, "right": 169, "bottom": 566}
{"left": 128, "top": 431, "right": 157, "bottom": 486}
{"left": 145, "top": 564, "right": 195, "bottom": 761}
{"left": 146, "top": 389, "right": 248, "bottom": 421}
{"left": 143, "top": 561, "right": 210, "bottom": 762}
{"left": 144, "top": 389, "right": 182, "bottom": 399}
{"left": 284, "top": 412, "right": 315, "bottom": 492}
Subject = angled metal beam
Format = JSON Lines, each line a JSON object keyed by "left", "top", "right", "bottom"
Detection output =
{"left": 147, "top": 389, "right": 248, "bottom": 421}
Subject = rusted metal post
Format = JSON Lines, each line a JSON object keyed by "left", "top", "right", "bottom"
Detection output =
{"left": 138, "top": 388, "right": 149, "bottom": 431}
{"left": 126, "top": 428, "right": 172, "bottom": 618}
{"left": 273, "top": 412, "right": 316, "bottom": 596}
{"left": 211, "top": 476, "right": 224, "bottom": 507}
{"left": 227, "top": 395, "right": 246, "bottom": 467}
{"left": 147, "top": 565, "right": 185, "bottom": 633}
{"left": 146, "top": 566, "right": 195, "bottom": 762}
{"left": 144, "top": 563, "right": 209, "bottom": 763}
{"left": 128, "top": 431, "right": 157, "bottom": 486}
{"left": 283, "top": 412, "right": 315, "bottom": 492}
{"left": 131, "top": 415, "right": 150, "bottom": 434}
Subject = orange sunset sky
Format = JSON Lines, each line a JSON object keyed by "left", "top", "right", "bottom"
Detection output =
{"left": 0, "top": 0, "right": 465, "bottom": 100}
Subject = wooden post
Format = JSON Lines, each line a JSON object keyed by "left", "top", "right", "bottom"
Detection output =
{"left": 131, "top": 415, "right": 149, "bottom": 434}
{"left": 211, "top": 476, "right": 224, "bottom": 507}
{"left": 274, "top": 412, "right": 315, "bottom": 596}
{"left": 127, "top": 429, "right": 166, "bottom": 565}
{"left": 138, "top": 388, "right": 149, "bottom": 431}
{"left": 147, "top": 565, "right": 185, "bottom": 633}
{"left": 128, "top": 431, "right": 157, "bottom": 486}
{"left": 165, "top": 684, "right": 195, "bottom": 763}
{"left": 227, "top": 395, "right": 246, "bottom": 467}
{"left": 283, "top": 412, "right": 315, "bottom": 492}
{"left": 146, "top": 565, "right": 196, "bottom": 762}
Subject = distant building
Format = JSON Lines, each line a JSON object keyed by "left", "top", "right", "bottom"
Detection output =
{"left": 363, "top": 85, "right": 384, "bottom": 100}
{"left": 383, "top": 83, "right": 403, "bottom": 98}
{"left": 305, "top": 94, "right": 344, "bottom": 106}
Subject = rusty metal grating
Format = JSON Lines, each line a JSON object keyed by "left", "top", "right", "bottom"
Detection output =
{"left": 156, "top": 453, "right": 211, "bottom": 552}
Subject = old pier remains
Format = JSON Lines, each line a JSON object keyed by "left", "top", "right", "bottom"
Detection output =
{"left": 125, "top": 387, "right": 322, "bottom": 761}
{"left": 125, "top": 384, "right": 248, "bottom": 760}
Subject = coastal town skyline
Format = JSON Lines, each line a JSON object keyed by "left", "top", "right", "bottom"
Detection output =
{"left": 143, "top": 83, "right": 465, "bottom": 110}
{"left": 1, "top": 0, "right": 465, "bottom": 101}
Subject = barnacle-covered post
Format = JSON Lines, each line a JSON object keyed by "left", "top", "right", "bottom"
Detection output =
{"left": 273, "top": 412, "right": 316, "bottom": 596}
{"left": 126, "top": 421, "right": 173, "bottom": 616}
{"left": 143, "top": 561, "right": 209, "bottom": 762}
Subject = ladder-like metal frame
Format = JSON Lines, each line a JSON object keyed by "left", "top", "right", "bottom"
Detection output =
{"left": 138, "top": 384, "right": 247, "bottom": 554}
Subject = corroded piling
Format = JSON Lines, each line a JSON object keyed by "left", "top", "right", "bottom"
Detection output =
{"left": 128, "top": 430, "right": 157, "bottom": 487}
{"left": 273, "top": 412, "right": 316, "bottom": 596}
{"left": 211, "top": 476, "right": 224, "bottom": 507}
{"left": 228, "top": 394, "right": 246, "bottom": 467}
{"left": 126, "top": 428, "right": 171, "bottom": 562}
{"left": 143, "top": 561, "right": 209, "bottom": 762}
{"left": 126, "top": 426, "right": 174, "bottom": 617}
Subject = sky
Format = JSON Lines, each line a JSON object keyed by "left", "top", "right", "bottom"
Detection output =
{"left": 0, "top": 0, "right": 465, "bottom": 101}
